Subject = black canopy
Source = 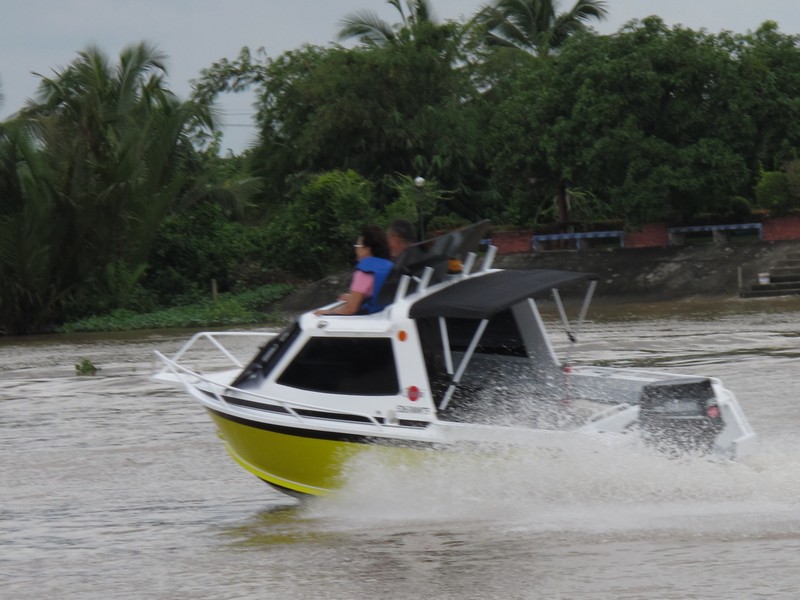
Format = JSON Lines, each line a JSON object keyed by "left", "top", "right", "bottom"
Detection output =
{"left": 409, "top": 269, "right": 597, "bottom": 320}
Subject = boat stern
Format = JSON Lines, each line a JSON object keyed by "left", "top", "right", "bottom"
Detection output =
{"left": 637, "top": 377, "right": 756, "bottom": 458}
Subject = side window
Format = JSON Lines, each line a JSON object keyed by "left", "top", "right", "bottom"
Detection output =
{"left": 277, "top": 337, "right": 399, "bottom": 395}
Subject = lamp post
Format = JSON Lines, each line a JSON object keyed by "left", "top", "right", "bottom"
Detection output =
{"left": 414, "top": 176, "right": 425, "bottom": 241}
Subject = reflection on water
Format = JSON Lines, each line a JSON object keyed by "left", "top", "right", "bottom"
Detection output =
{"left": 2, "top": 299, "right": 800, "bottom": 599}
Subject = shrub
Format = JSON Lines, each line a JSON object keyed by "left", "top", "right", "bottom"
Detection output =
{"left": 725, "top": 196, "right": 753, "bottom": 221}
{"left": 266, "top": 170, "right": 376, "bottom": 280}
{"left": 58, "top": 283, "right": 294, "bottom": 332}
{"left": 143, "top": 199, "right": 256, "bottom": 306}
{"left": 755, "top": 170, "right": 791, "bottom": 213}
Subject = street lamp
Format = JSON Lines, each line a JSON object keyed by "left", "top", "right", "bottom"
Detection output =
{"left": 414, "top": 176, "right": 425, "bottom": 241}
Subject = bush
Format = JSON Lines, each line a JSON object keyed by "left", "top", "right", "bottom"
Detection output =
{"left": 58, "top": 283, "right": 295, "bottom": 332}
{"left": 786, "top": 159, "right": 800, "bottom": 201}
{"left": 143, "top": 199, "right": 259, "bottom": 306}
{"left": 755, "top": 170, "right": 791, "bottom": 213}
{"left": 725, "top": 196, "right": 753, "bottom": 221}
{"left": 266, "top": 170, "right": 377, "bottom": 280}
{"left": 428, "top": 212, "right": 470, "bottom": 233}
{"left": 236, "top": 283, "right": 296, "bottom": 311}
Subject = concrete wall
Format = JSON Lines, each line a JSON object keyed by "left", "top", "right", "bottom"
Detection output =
{"left": 488, "top": 216, "right": 800, "bottom": 255}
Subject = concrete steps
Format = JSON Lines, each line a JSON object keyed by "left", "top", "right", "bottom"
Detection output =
{"left": 741, "top": 253, "right": 800, "bottom": 298}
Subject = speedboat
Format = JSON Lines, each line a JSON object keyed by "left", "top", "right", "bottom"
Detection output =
{"left": 153, "top": 221, "right": 756, "bottom": 497}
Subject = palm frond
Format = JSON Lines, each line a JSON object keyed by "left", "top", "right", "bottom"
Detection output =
{"left": 337, "top": 10, "right": 397, "bottom": 45}
{"left": 479, "top": 0, "right": 608, "bottom": 55}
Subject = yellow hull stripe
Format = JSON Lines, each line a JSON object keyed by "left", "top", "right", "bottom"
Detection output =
{"left": 208, "top": 409, "right": 376, "bottom": 496}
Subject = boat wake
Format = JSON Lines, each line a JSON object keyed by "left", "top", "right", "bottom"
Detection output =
{"left": 303, "top": 434, "right": 800, "bottom": 536}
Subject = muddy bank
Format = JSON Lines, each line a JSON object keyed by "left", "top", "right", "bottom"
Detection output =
{"left": 495, "top": 240, "right": 800, "bottom": 300}
{"left": 277, "top": 241, "right": 800, "bottom": 313}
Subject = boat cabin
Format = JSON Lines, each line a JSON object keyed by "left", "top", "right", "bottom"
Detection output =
{"left": 230, "top": 221, "right": 598, "bottom": 430}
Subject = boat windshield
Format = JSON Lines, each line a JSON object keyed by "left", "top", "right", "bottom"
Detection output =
{"left": 231, "top": 322, "right": 301, "bottom": 387}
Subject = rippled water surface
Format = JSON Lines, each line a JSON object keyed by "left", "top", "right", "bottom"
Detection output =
{"left": 2, "top": 296, "right": 800, "bottom": 599}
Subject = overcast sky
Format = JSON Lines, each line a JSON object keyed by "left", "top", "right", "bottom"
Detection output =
{"left": 2, "top": 0, "right": 799, "bottom": 152}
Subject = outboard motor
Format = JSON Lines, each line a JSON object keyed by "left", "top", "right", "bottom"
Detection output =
{"left": 638, "top": 377, "right": 724, "bottom": 454}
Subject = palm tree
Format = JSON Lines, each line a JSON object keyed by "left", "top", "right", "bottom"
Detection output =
{"left": 337, "top": 0, "right": 437, "bottom": 46}
{"left": 478, "top": 1, "right": 608, "bottom": 224}
{"left": 0, "top": 43, "right": 212, "bottom": 332}
{"left": 0, "top": 119, "right": 61, "bottom": 334}
{"left": 478, "top": 0, "right": 608, "bottom": 57}
{"left": 29, "top": 43, "right": 195, "bottom": 288}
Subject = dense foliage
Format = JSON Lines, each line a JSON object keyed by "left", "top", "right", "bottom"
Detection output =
{"left": 5, "top": 2, "right": 800, "bottom": 334}
{"left": 0, "top": 44, "right": 210, "bottom": 333}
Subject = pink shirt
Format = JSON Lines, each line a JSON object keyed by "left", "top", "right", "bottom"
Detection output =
{"left": 350, "top": 271, "right": 374, "bottom": 297}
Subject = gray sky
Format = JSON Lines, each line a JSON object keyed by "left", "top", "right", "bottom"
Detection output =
{"left": 2, "top": 0, "right": 798, "bottom": 152}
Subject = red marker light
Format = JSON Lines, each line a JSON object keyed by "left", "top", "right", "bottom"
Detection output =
{"left": 706, "top": 405, "right": 720, "bottom": 419}
{"left": 408, "top": 386, "right": 420, "bottom": 401}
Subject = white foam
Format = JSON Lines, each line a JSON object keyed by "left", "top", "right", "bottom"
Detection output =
{"left": 304, "top": 435, "right": 800, "bottom": 535}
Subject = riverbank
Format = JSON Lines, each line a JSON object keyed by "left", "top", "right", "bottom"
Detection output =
{"left": 28, "top": 240, "right": 800, "bottom": 336}
{"left": 493, "top": 239, "right": 800, "bottom": 301}
{"left": 276, "top": 240, "right": 800, "bottom": 314}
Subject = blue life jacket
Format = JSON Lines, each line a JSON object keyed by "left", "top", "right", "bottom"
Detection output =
{"left": 355, "top": 256, "right": 394, "bottom": 314}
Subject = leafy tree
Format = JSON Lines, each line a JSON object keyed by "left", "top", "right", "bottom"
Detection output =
{"left": 723, "top": 22, "right": 800, "bottom": 173}
{"left": 194, "top": 45, "right": 331, "bottom": 207}
{"left": 488, "top": 18, "right": 763, "bottom": 226}
{"left": 265, "top": 170, "right": 377, "bottom": 280}
{"left": 191, "top": 3, "right": 489, "bottom": 219}
{"left": 755, "top": 160, "right": 800, "bottom": 214}
{"left": 190, "top": 46, "right": 270, "bottom": 152}
{"left": 242, "top": 30, "right": 484, "bottom": 216}
{"left": 786, "top": 159, "right": 800, "bottom": 202}
{"left": 174, "top": 132, "right": 264, "bottom": 222}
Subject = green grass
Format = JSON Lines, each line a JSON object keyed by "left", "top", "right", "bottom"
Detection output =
{"left": 58, "top": 283, "right": 295, "bottom": 333}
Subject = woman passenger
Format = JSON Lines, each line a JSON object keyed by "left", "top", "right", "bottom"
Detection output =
{"left": 315, "top": 225, "right": 394, "bottom": 315}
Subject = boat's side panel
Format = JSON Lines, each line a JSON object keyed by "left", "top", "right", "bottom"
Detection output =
{"left": 207, "top": 409, "right": 357, "bottom": 495}
{"left": 206, "top": 409, "right": 401, "bottom": 496}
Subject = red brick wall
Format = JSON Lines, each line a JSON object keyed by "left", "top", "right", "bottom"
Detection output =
{"left": 763, "top": 215, "right": 800, "bottom": 241}
{"left": 625, "top": 222, "right": 670, "bottom": 248}
{"left": 490, "top": 230, "right": 532, "bottom": 254}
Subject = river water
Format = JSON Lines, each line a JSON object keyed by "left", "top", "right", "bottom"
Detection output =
{"left": 2, "top": 296, "right": 800, "bottom": 599}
